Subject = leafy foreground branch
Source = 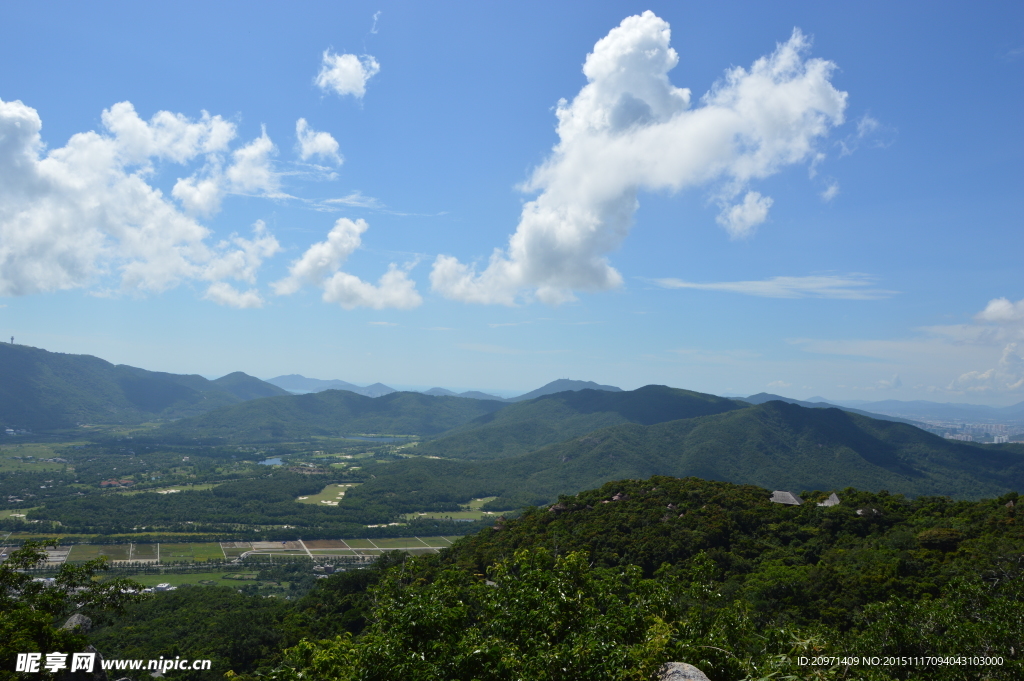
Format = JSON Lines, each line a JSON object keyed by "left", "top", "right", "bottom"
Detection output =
{"left": 0, "top": 541, "right": 145, "bottom": 681}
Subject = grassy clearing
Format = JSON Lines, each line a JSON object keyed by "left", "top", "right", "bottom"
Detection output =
{"left": 295, "top": 483, "right": 359, "bottom": 505}
{"left": 342, "top": 538, "right": 378, "bottom": 549}
{"left": 0, "top": 508, "right": 38, "bottom": 520}
{"left": 404, "top": 496, "right": 500, "bottom": 521}
{"left": 115, "top": 482, "right": 220, "bottom": 496}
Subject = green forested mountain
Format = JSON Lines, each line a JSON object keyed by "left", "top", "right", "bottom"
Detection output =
{"left": 347, "top": 401, "right": 1024, "bottom": 510}
{"left": 415, "top": 385, "right": 745, "bottom": 460}
{"left": 155, "top": 390, "right": 509, "bottom": 442}
{"left": 0, "top": 343, "right": 281, "bottom": 429}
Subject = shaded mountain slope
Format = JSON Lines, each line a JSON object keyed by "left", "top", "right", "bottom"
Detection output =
{"left": 155, "top": 390, "right": 509, "bottom": 442}
{"left": 0, "top": 344, "right": 272, "bottom": 428}
{"left": 416, "top": 385, "right": 746, "bottom": 460}
{"left": 346, "top": 401, "right": 1024, "bottom": 511}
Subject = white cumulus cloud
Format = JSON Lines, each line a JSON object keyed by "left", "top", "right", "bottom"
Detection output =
{"left": 203, "top": 282, "right": 266, "bottom": 309}
{"left": 716, "top": 191, "right": 773, "bottom": 239}
{"left": 0, "top": 98, "right": 281, "bottom": 302}
{"left": 315, "top": 51, "right": 380, "bottom": 98}
{"left": 950, "top": 343, "right": 1024, "bottom": 393}
{"left": 949, "top": 297, "right": 1024, "bottom": 393}
{"left": 430, "top": 12, "right": 847, "bottom": 305}
{"left": 976, "top": 297, "right": 1024, "bottom": 324}
{"left": 171, "top": 127, "right": 282, "bottom": 217}
{"left": 295, "top": 118, "right": 341, "bottom": 164}
{"left": 272, "top": 217, "right": 421, "bottom": 310}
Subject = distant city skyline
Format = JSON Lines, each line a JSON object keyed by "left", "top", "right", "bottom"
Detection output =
{"left": 1, "top": 2, "right": 1021, "bottom": 405}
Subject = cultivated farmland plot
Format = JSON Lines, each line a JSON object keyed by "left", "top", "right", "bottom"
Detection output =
{"left": 129, "top": 543, "right": 159, "bottom": 562}
{"left": 43, "top": 536, "right": 457, "bottom": 566}
{"left": 67, "top": 544, "right": 130, "bottom": 562}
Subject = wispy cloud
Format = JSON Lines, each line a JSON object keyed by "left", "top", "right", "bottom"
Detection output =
{"left": 1002, "top": 46, "right": 1024, "bottom": 62}
{"left": 457, "top": 343, "right": 524, "bottom": 355}
{"left": 820, "top": 181, "right": 840, "bottom": 202}
{"left": 488, "top": 321, "right": 531, "bottom": 328}
{"left": 323, "top": 191, "right": 384, "bottom": 209}
{"left": 651, "top": 274, "right": 895, "bottom": 300}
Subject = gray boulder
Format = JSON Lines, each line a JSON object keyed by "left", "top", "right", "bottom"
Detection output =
{"left": 658, "top": 662, "right": 711, "bottom": 681}
{"left": 61, "top": 614, "right": 93, "bottom": 633}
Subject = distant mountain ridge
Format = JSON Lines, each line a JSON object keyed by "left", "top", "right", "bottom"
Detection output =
{"left": 825, "top": 398, "right": 1024, "bottom": 422}
{"left": 265, "top": 374, "right": 397, "bottom": 398}
{"left": 423, "top": 387, "right": 506, "bottom": 401}
{"left": 155, "top": 389, "right": 507, "bottom": 442}
{"left": 742, "top": 393, "right": 927, "bottom": 427}
{"left": 265, "top": 376, "right": 622, "bottom": 403}
{"left": 0, "top": 344, "right": 287, "bottom": 429}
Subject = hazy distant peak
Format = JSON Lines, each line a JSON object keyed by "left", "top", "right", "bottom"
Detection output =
{"left": 265, "top": 374, "right": 395, "bottom": 398}
{"left": 458, "top": 390, "right": 506, "bottom": 401}
{"left": 423, "top": 387, "right": 459, "bottom": 397}
{"left": 360, "top": 383, "right": 397, "bottom": 398}
{"left": 510, "top": 379, "right": 623, "bottom": 402}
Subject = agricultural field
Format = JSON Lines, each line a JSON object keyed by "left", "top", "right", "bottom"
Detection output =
{"left": 129, "top": 543, "right": 159, "bottom": 561}
{"left": 295, "top": 483, "right": 359, "bottom": 505}
{"left": 116, "top": 571, "right": 248, "bottom": 589}
{"left": 9, "top": 536, "right": 460, "bottom": 567}
{"left": 160, "top": 542, "right": 226, "bottom": 562}
{"left": 67, "top": 544, "right": 131, "bottom": 562}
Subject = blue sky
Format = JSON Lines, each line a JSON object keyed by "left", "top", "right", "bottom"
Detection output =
{"left": 1, "top": 1, "right": 1022, "bottom": 403}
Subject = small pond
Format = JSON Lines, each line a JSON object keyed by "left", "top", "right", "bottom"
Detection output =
{"left": 258, "top": 457, "right": 283, "bottom": 466}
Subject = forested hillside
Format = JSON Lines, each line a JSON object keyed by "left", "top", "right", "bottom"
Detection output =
{"left": 415, "top": 385, "right": 745, "bottom": 459}
{"left": 155, "top": 390, "right": 508, "bottom": 442}
{"left": 85, "top": 476, "right": 1023, "bottom": 681}
{"left": 346, "top": 401, "right": 1024, "bottom": 511}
